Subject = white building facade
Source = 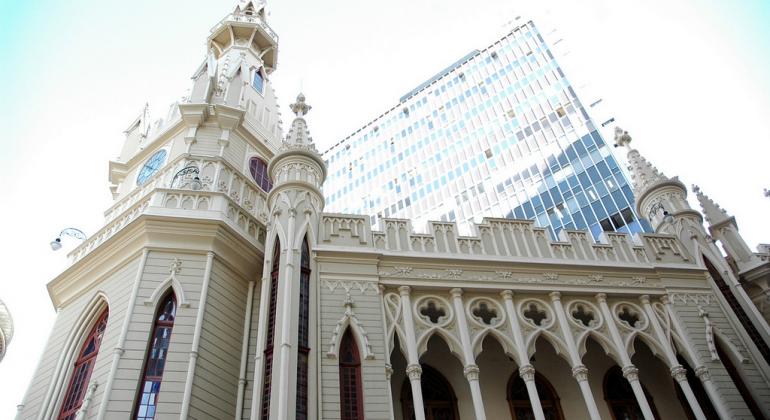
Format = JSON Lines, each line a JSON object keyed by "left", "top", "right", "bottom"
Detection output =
{"left": 16, "top": 2, "right": 770, "bottom": 420}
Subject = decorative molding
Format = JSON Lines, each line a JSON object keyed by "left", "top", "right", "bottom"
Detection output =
{"left": 698, "top": 306, "right": 719, "bottom": 361}
{"left": 669, "top": 293, "right": 715, "bottom": 307}
{"left": 406, "top": 364, "right": 422, "bottom": 380}
{"left": 326, "top": 293, "right": 375, "bottom": 360}
{"left": 694, "top": 366, "right": 711, "bottom": 382}
{"left": 321, "top": 279, "right": 378, "bottom": 295}
{"left": 572, "top": 365, "right": 589, "bottom": 382}
{"left": 519, "top": 365, "right": 536, "bottom": 382}
{"left": 670, "top": 365, "right": 688, "bottom": 382}
{"left": 144, "top": 258, "right": 190, "bottom": 308}
{"left": 463, "top": 364, "right": 480, "bottom": 381}
{"left": 622, "top": 366, "right": 640, "bottom": 382}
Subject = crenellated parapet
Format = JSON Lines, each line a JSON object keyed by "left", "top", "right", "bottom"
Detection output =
{"left": 318, "top": 214, "right": 696, "bottom": 267}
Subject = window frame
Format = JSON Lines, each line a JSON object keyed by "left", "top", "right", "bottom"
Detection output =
{"left": 248, "top": 156, "right": 273, "bottom": 192}
{"left": 132, "top": 291, "right": 177, "bottom": 420}
{"left": 252, "top": 67, "right": 265, "bottom": 95}
{"left": 57, "top": 308, "right": 109, "bottom": 420}
{"left": 338, "top": 329, "right": 364, "bottom": 420}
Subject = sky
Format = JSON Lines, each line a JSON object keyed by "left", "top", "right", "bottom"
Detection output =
{"left": 0, "top": 0, "right": 769, "bottom": 416}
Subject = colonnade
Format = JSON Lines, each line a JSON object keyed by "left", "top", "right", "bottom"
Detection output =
{"left": 384, "top": 286, "right": 726, "bottom": 420}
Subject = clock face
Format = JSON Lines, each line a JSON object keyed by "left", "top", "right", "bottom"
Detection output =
{"left": 136, "top": 149, "right": 168, "bottom": 186}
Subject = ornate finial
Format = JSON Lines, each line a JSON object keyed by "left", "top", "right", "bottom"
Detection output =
{"left": 290, "top": 93, "right": 311, "bottom": 117}
{"left": 169, "top": 258, "right": 182, "bottom": 274}
{"left": 613, "top": 126, "right": 632, "bottom": 148}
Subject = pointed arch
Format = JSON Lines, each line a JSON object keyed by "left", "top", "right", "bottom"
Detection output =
{"left": 327, "top": 301, "right": 374, "bottom": 360}
{"left": 523, "top": 330, "right": 570, "bottom": 364}
{"left": 576, "top": 331, "right": 620, "bottom": 365}
{"left": 293, "top": 217, "right": 318, "bottom": 252}
{"left": 133, "top": 291, "right": 177, "bottom": 420}
{"left": 41, "top": 292, "right": 110, "bottom": 419}
{"left": 338, "top": 329, "right": 365, "bottom": 420}
{"left": 144, "top": 269, "right": 189, "bottom": 309}
{"left": 415, "top": 327, "right": 465, "bottom": 364}
{"left": 57, "top": 305, "right": 109, "bottom": 420}
{"left": 470, "top": 327, "right": 518, "bottom": 360}
{"left": 625, "top": 331, "right": 669, "bottom": 365}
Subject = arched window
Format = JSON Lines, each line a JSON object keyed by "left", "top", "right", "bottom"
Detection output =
{"left": 339, "top": 329, "right": 364, "bottom": 420}
{"left": 674, "top": 355, "right": 719, "bottom": 420}
{"left": 401, "top": 364, "right": 459, "bottom": 420}
{"left": 249, "top": 157, "right": 272, "bottom": 192}
{"left": 296, "top": 237, "right": 311, "bottom": 420}
{"left": 261, "top": 239, "right": 281, "bottom": 419}
{"left": 507, "top": 371, "right": 564, "bottom": 420}
{"left": 58, "top": 308, "right": 109, "bottom": 420}
{"left": 253, "top": 68, "right": 265, "bottom": 94}
{"left": 716, "top": 338, "right": 764, "bottom": 418}
{"left": 603, "top": 366, "right": 658, "bottom": 420}
{"left": 134, "top": 293, "right": 176, "bottom": 420}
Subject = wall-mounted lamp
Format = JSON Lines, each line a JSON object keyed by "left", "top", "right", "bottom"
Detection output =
{"left": 50, "top": 228, "right": 87, "bottom": 251}
{"left": 171, "top": 166, "right": 202, "bottom": 190}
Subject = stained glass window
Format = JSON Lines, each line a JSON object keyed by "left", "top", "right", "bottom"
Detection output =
{"left": 134, "top": 293, "right": 176, "bottom": 420}
{"left": 261, "top": 239, "right": 280, "bottom": 419}
{"left": 296, "top": 237, "right": 310, "bottom": 420}
{"left": 58, "top": 308, "right": 109, "bottom": 420}
{"left": 249, "top": 157, "right": 273, "bottom": 192}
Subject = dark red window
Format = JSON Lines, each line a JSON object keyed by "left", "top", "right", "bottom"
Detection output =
{"left": 58, "top": 308, "right": 109, "bottom": 420}
{"left": 134, "top": 293, "right": 176, "bottom": 420}
{"left": 339, "top": 329, "right": 364, "bottom": 420}
{"left": 249, "top": 157, "right": 273, "bottom": 192}
{"left": 296, "top": 237, "right": 311, "bottom": 420}
{"left": 261, "top": 239, "right": 281, "bottom": 419}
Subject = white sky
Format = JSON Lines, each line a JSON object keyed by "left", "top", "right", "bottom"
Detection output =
{"left": 0, "top": 0, "right": 768, "bottom": 415}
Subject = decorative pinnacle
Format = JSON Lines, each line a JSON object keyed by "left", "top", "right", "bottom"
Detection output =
{"left": 692, "top": 185, "right": 731, "bottom": 226}
{"left": 290, "top": 93, "right": 311, "bottom": 117}
{"left": 613, "top": 126, "right": 632, "bottom": 149}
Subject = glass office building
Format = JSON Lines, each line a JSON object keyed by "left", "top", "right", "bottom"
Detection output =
{"left": 322, "top": 19, "right": 651, "bottom": 239}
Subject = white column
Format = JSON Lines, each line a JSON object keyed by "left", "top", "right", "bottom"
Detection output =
{"left": 501, "top": 291, "right": 545, "bottom": 420}
{"left": 275, "top": 208, "right": 297, "bottom": 420}
{"left": 235, "top": 279, "right": 256, "bottom": 419}
{"left": 449, "top": 288, "right": 486, "bottom": 420}
{"left": 378, "top": 286, "right": 395, "bottom": 419}
{"left": 399, "top": 286, "right": 426, "bottom": 420}
{"left": 639, "top": 295, "right": 706, "bottom": 420}
{"left": 660, "top": 295, "right": 731, "bottom": 419}
{"left": 97, "top": 249, "right": 149, "bottom": 420}
{"left": 180, "top": 251, "right": 215, "bottom": 420}
{"left": 595, "top": 293, "right": 655, "bottom": 420}
{"left": 549, "top": 292, "right": 601, "bottom": 420}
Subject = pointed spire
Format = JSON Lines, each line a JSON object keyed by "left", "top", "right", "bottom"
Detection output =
{"left": 613, "top": 127, "right": 670, "bottom": 195}
{"left": 283, "top": 93, "right": 316, "bottom": 149}
{"left": 234, "top": 0, "right": 266, "bottom": 19}
{"left": 692, "top": 185, "right": 732, "bottom": 226}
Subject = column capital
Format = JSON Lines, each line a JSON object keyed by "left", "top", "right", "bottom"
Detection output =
{"left": 670, "top": 365, "right": 688, "bottom": 382}
{"left": 519, "top": 364, "right": 536, "bottom": 382}
{"left": 639, "top": 295, "right": 651, "bottom": 305}
{"left": 622, "top": 366, "right": 640, "bottom": 381}
{"left": 385, "top": 364, "right": 394, "bottom": 380}
{"left": 694, "top": 366, "right": 711, "bottom": 381}
{"left": 500, "top": 290, "right": 514, "bottom": 300}
{"left": 549, "top": 291, "right": 562, "bottom": 301}
{"left": 406, "top": 364, "right": 422, "bottom": 380}
{"left": 398, "top": 286, "right": 412, "bottom": 296}
{"left": 463, "top": 364, "right": 480, "bottom": 381}
{"left": 450, "top": 288, "right": 464, "bottom": 298}
{"left": 595, "top": 293, "right": 607, "bottom": 303}
{"left": 571, "top": 365, "right": 589, "bottom": 382}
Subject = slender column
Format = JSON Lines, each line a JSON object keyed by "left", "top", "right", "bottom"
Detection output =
{"left": 660, "top": 295, "right": 731, "bottom": 419}
{"left": 449, "top": 288, "right": 486, "bottom": 420}
{"left": 501, "top": 291, "right": 545, "bottom": 420}
{"left": 97, "top": 249, "right": 149, "bottom": 420}
{"left": 235, "top": 279, "right": 256, "bottom": 419}
{"left": 549, "top": 292, "right": 601, "bottom": 420}
{"left": 275, "top": 208, "right": 297, "bottom": 420}
{"left": 399, "top": 286, "right": 426, "bottom": 420}
{"left": 75, "top": 382, "right": 98, "bottom": 420}
{"left": 639, "top": 296, "right": 706, "bottom": 420}
{"left": 595, "top": 293, "right": 655, "bottom": 420}
{"left": 180, "top": 251, "right": 215, "bottom": 420}
{"left": 378, "top": 286, "right": 395, "bottom": 419}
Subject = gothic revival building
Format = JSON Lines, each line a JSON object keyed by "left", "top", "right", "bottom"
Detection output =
{"left": 17, "top": 2, "right": 770, "bottom": 419}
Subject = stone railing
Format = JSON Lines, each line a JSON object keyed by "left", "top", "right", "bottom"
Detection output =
{"left": 319, "top": 214, "right": 696, "bottom": 266}
{"left": 73, "top": 155, "right": 269, "bottom": 263}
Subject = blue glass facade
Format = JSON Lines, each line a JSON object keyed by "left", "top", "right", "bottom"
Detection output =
{"left": 322, "top": 20, "right": 651, "bottom": 239}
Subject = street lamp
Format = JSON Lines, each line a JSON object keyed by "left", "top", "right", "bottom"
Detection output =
{"left": 50, "top": 228, "right": 87, "bottom": 251}
{"left": 171, "top": 166, "right": 202, "bottom": 190}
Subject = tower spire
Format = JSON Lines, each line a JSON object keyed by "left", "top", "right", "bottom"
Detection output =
{"left": 613, "top": 127, "right": 669, "bottom": 196}
{"left": 692, "top": 185, "right": 732, "bottom": 227}
{"left": 283, "top": 93, "right": 315, "bottom": 148}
